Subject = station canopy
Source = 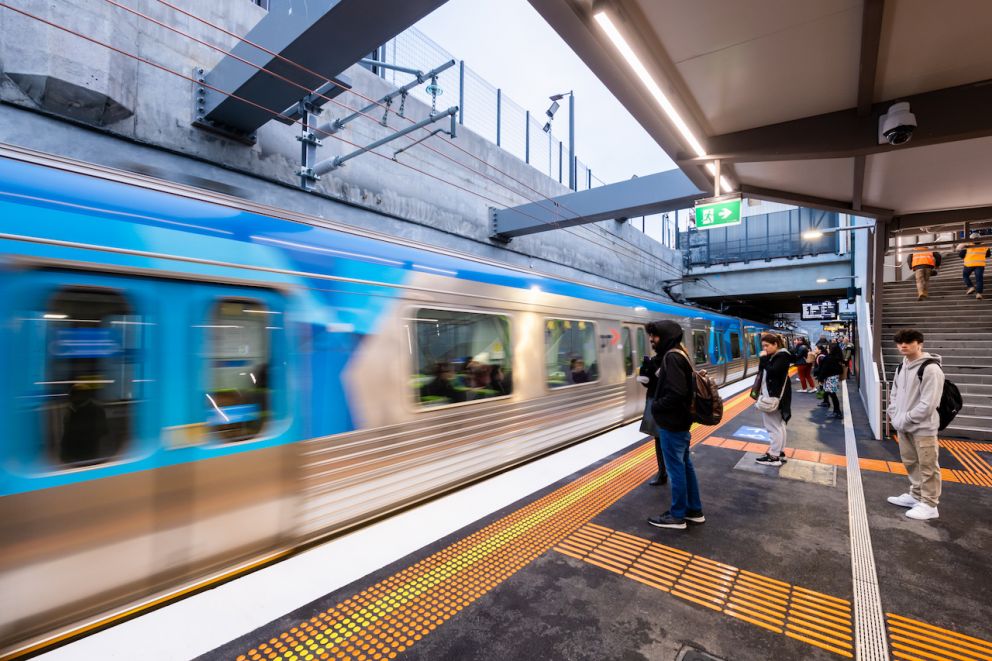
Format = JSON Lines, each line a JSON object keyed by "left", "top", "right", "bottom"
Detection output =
{"left": 529, "top": 0, "right": 992, "bottom": 232}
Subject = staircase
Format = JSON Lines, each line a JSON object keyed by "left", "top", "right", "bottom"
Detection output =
{"left": 881, "top": 251, "right": 991, "bottom": 440}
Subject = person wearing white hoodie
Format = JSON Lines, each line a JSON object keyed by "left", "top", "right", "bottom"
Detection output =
{"left": 886, "top": 329, "right": 945, "bottom": 521}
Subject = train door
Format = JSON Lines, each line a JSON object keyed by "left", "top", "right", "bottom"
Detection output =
{"left": 726, "top": 324, "right": 745, "bottom": 383}
{"left": 181, "top": 282, "right": 295, "bottom": 576}
{"left": 621, "top": 324, "right": 642, "bottom": 420}
{"left": 688, "top": 320, "right": 715, "bottom": 384}
{"left": 1, "top": 269, "right": 160, "bottom": 645}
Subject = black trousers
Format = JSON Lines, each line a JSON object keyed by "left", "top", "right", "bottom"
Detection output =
{"left": 654, "top": 436, "right": 669, "bottom": 478}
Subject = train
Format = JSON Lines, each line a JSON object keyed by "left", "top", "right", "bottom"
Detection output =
{"left": 0, "top": 144, "right": 806, "bottom": 656}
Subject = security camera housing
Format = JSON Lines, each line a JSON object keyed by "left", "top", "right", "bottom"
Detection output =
{"left": 878, "top": 101, "right": 917, "bottom": 146}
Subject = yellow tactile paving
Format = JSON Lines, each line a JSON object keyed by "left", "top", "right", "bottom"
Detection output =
{"left": 887, "top": 613, "right": 992, "bottom": 661}
{"left": 234, "top": 392, "right": 755, "bottom": 661}
{"left": 553, "top": 523, "right": 855, "bottom": 657}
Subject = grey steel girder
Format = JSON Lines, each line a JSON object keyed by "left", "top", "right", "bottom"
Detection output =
{"left": 490, "top": 168, "right": 703, "bottom": 241}
{"left": 201, "top": 0, "right": 449, "bottom": 134}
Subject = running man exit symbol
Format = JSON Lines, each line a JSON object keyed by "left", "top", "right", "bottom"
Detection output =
{"left": 694, "top": 195, "right": 742, "bottom": 229}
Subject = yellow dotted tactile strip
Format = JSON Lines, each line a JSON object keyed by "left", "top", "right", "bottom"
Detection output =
{"left": 887, "top": 613, "right": 992, "bottom": 661}
{"left": 233, "top": 392, "right": 755, "bottom": 661}
{"left": 555, "top": 523, "right": 855, "bottom": 658}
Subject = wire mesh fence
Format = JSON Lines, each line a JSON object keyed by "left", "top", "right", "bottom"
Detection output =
{"left": 377, "top": 27, "right": 600, "bottom": 190}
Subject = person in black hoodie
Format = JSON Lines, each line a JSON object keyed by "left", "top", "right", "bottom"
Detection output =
{"left": 753, "top": 333, "right": 793, "bottom": 466}
{"left": 646, "top": 320, "right": 703, "bottom": 530}
{"left": 637, "top": 348, "right": 668, "bottom": 486}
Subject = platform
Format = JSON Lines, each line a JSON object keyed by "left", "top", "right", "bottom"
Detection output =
{"left": 175, "top": 382, "right": 991, "bottom": 661}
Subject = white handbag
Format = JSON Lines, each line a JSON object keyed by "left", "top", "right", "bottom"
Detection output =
{"left": 755, "top": 372, "right": 788, "bottom": 413}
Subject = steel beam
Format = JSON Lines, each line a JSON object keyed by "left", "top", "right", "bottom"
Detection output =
{"left": 677, "top": 80, "right": 992, "bottom": 166}
{"left": 200, "top": 0, "right": 448, "bottom": 134}
{"left": 739, "top": 185, "right": 892, "bottom": 220}
{"left": 890, "top": 206, "right": 992, "bottom": 232}
{"left": 490, "top": 168, "right": 703, "bottom": 241}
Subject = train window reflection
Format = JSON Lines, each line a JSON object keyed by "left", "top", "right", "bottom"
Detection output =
{"left": 205, "top": 299, "right": 271, "bottom": 442}
{"left": 622, "top": 327, "right": 633, "bottom": 376}
{"left": 636, "top": 327, "right": 647, "bottom": 362}
{"left": 41, "top": 287, "right": 141, "bottom": 467}
{"left": 546, "top": 319, "right": 598, "bottom": 388}
{"left": 410, "top": 309, "right": 513, "bottom": 407}
{"left": 730, "top": 332, "right": 742, "bottom": 359}
{"left": 692, "top": 330, "right": 708, "bottom": 365}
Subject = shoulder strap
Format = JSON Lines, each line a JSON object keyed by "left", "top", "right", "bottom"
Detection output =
{"left": 916, "top": 359, "right": 940, "bottom": 382}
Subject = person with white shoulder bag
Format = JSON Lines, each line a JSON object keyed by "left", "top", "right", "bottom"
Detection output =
{"left": 751, "top": 333, "right": 793, "bottom": 467}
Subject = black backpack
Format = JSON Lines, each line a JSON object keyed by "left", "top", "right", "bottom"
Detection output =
{"left": 895, "top": 359, "right": 962, "bottom": 431}
{"left": 661, "top": 349, "right": 723, "bottom": 426}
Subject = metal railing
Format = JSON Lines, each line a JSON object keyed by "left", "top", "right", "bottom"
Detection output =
{"left": 680, "top": 209, "right": 841, "bottom": 268}
{"left": 374, "top": 27, "right": 606, "bottom": 191}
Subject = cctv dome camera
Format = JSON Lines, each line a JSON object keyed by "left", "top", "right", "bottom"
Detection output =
{"left": 878, "top": 102, "right": 917, "bottom": 146}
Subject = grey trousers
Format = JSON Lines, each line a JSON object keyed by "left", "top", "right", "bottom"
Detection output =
{"left": 897, "top": 430, "right": 941, "bottom": 507}
{"left": 761, "top": 410, "right": 787, "bottom": 456}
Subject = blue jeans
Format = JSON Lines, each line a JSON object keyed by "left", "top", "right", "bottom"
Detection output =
{"left": 660, "top": 429, "right": 702, "bottom": 519}
{"left": 963, "top": 266, "right": 985, "bottom": 293}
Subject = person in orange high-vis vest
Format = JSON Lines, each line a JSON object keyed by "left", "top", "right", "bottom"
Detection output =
{"left": 909, "top": 246, "right": 941, "bottom": 301}
{"left": 959, "top": 232, "right": 990, "bottom": 300}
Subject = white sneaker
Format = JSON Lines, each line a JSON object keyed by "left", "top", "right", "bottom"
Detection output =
{"left": 905, "top": 503, "right": 939, "bottom": 520}
{"left": 966, "top": 286, "right": 976, "bottom": 295}
{"left": 887, "top": 493, "right": 919, "bottom": 508}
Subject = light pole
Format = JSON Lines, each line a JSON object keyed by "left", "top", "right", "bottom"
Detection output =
{"left": 543, "top": 91, "right": 575, "bottom": 190}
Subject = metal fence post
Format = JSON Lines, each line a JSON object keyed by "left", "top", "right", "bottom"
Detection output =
{"left": 588, "top": 168, "right": 592, "bottom": 189}
{"left": 496, "top": 88, "right": 501, "bottom": 147}
{"left": 458, "top": 60, "right": 464, "bottom": 125}
{"left": 558, "top": 141, "right": 563, "bottom": 184}
{"left": 525, "top": 110, "right": 530, "bottom": 164}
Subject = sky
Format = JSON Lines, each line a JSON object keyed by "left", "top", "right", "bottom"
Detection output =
{"left": 413, "top": 0, "right": 676, "bottom": 185}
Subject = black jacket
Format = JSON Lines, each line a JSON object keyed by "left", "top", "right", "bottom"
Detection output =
{"left": 652, "top": 350, "right": 693, "bottom": 432}
{"left": 817, "top": 352, "right": 844, "bottom": 379}
{"left": 792, "top": 345, "right": 809, "bottom": 366}
{"left": 757, "top": 350, "right": 792, "bottom": 423}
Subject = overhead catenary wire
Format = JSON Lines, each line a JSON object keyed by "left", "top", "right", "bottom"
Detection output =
{"left": 148, "top": 0, "right": 676, "bottom": 272}
{"left": 0, "top": 1, "right": 672, "bottom": 277}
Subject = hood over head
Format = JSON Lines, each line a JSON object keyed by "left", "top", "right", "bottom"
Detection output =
{"left": 651, "top": 320, "right": 684, "bottom": 355}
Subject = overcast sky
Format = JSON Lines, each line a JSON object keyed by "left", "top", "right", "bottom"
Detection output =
{"left": 414, "top": 0, "right": 676, "bottom": 185}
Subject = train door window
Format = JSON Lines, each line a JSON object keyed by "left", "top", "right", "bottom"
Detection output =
{"left": 692, "top": 330, "right": 708, "bottom": 365}
{"left": 753, "top": 334, "right": 762, "bottom": 356}
{"left": 622, "top": 327, "right": 634, "bottom": 376}
{"left": 730, "top": 333, "right": 742, "bottom": 359}
{"left": 204, "top": 299, "right": 273, "bottom": 442}
{"left": 41, "top": 287, "right": 142, "bottom": 466}
{"left": 410, "top": 309, "right": 512, "bottom": 407}
{"left": 637, "top": 327, "right": 648, "bottom": 361}
{"left": 545, "top": 319, "right": 598, "bottom": 388}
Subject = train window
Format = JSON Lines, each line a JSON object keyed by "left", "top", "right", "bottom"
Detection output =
{"left": 730, "top": 333, "right": 741, "bottom": 359}
{"left": 622, "top": 327, "right": 634, "bottom": 376}
{"left": 205, "top": 299, "right": 273, "bottom": 442}
{"left": 41, "top": 287, "right": 141, "bottom": 466}
{"left": 546, "top": 319, "right": 598, "bottom": 388}
{"left": 692, "top": 330, "right": 708, "bottom": 365}
{"left": 410, "top": 309, "right": 512, "bottom": 407}
{"left": 753, "top": 334, "right": 762, "bottom": 355}
{"left": 637, "top": 327, "right": 648, "bottom": 361}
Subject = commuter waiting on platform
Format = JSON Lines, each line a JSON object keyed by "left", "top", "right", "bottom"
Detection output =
{"left": 818, "top": 342, "right": 846, "bottom": 420}
{"left": 958, "top": 232, "right": 989, "bottom": 300}
{"left": 909, "top": 245, "right": 941, "bottom": 301}
{"left": 793, "top": 337, "right": 815, "bottom": 393}
{"left": 646, "top": 320, "right": 703, "bottom": 530}
{"left": 887, "top": 329, "right": 945, "bottom": 521}
{"left": 637, "top": 330, "right": 668, "bottom": 488}
{"left": 752, "top": 333, "right": 792, "bottom": 466}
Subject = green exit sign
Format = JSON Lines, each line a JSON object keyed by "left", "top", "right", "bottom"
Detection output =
{"left": 694, "top": 195, "right": 742, "bottom": 229}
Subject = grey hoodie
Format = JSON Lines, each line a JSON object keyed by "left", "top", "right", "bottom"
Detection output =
{"left": 887, "top": 352, "right": 945, "bottom": 437}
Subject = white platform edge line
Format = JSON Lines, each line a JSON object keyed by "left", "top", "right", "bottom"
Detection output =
{"left": 37, "top": 378, "right": 754, "bottom": 660}
{"left": 842, "top": 380, "right": 890, "bottom": 661}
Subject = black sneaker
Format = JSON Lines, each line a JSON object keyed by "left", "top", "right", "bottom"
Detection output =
{"left": 685, "top": 510, "right": 706, "bottom": 524}
{"left": 779, "top": 452, "right": 788, "bottom": 464}
{"left": 818, "top": 401, "right": 831, "bottom": 408}
{"left": 833, "top": 411, "right": 844, "bottom": 419}
{"left": 755, "top": 453, "right": 783, "bottom": 467}
{"left": 648, "top": 512, "right": 687, "bottom": 530}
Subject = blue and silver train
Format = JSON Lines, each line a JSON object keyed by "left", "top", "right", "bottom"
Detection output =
{"left": 0, "top": 144, "right": 800, "bottom": 655}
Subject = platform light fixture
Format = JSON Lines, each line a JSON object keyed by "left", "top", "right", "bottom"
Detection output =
{"left": 803, "top": 224, "right": 875, "bottom": 241}
{"left": 593, "top": 8, "right": 733, "bottom": 193}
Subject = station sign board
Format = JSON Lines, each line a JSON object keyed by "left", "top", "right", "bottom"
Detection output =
{"left": 801, "top": 299, "right": 838, "bottom": 321}
{"left": 839, "top": 312, "right": 857, "bottom": 321}
{"left": 694, "top": 194, "right": 742, "bottom": 230}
